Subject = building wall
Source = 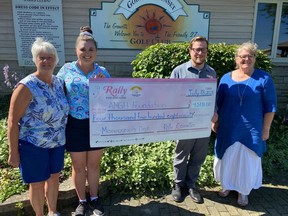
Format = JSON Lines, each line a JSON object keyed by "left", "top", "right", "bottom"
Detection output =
{"left": 0, "top": 0, "right": 287, "bottom": 112}
{"left": 273, "top": 64, "right": 288, "bottom": 111}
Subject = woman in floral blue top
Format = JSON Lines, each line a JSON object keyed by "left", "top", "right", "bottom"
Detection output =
{"left": 7, "top": 37, "right": 69, "bottom": 216}
{"left": 57, "top": 26, "right": 110, "bottom": 216}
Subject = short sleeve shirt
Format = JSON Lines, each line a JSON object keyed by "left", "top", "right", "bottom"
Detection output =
{"left": 170, "top": 61, "right": 216, "bottom": 79}
{"left": 57, "top": 61, "right": 110, "bottom": 119}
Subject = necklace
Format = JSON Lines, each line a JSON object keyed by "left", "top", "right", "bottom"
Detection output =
{"left": 238, "top": 78, "right": 251, "bottom": 106}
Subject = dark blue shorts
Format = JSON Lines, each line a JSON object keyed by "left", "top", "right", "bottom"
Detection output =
{"left": 19, "top": 140, "right": 65, "bottom": 184}
{"left": 65, "top": 115, "right": 105, "bottom": 152}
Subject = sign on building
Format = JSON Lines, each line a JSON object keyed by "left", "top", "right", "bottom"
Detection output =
{"left": 12, "top": 0, "right": 65, "bottom": 67}
{"left": 90, "top": 0, "right": 210, "bottom": 49}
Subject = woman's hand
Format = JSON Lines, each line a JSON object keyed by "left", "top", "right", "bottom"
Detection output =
{"left": 262, "top": 127, "right": 270, "bottom": 141}
{"left": 95, "top": 73, "right": 105, "bottom": 78}
{"left": 262, "top": 112, "right": 275, "bottom": 141}
{"left": 7, "top": 85, "right": 31, "bottom": 169}
{"left": 211, "top": 112, "right": 218, "bottom": 133}
{"left": 8, "top": 151, "right": 20, "bottom": 168}
{"left": 212, "top": 121, "right": 219, "bottom": 133}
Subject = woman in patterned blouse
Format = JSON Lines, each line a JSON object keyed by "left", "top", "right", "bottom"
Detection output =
{"left": 7, "top": 37, "right": 69, "bottom": 216}
{"left": 57, "top": 26, "right": 110, "bottom": 216}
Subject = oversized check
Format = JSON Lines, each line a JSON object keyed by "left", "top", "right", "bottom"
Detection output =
{"left": 89, "top": 78, "right": 217, "bottom": 147}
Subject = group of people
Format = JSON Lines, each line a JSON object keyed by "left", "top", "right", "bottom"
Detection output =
{"left": 8, "top": 26, "right": 108, "bottom": 216}
{"left": 7, "top": 29, "right": 276, "bottom": 216}
{"left": 171, "top": 36, "right": 276, "bottom": 207}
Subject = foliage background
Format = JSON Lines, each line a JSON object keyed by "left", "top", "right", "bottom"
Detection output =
{"left": 131, "top": 42, "right": 272, "bottom": 79}
{"left": 0, "top": 42, "right": 287, "bottom": 203}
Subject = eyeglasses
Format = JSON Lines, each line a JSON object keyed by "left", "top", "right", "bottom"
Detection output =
{"left": 237, "top": 54, "right": 255, "bottom": 59}
{"left": 191, "top": 48, "right": 208, "bottom": 54}
{"left": 38, "top": 56, "right": 55, "bottom": 62}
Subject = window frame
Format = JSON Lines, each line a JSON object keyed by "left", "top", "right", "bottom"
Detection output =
{"left": 252, "top": 0, "right": 288, "bottom": 63}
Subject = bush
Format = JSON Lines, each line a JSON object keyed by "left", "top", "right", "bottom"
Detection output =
{"left": 132, "top": 42, "right": 272, "bottom": 79}
{"left": 101, "top": 142, "right": 175, "bottom": 195}
{"left": 0, "top": 95, "right": 11, "bottom": 168}
{"left": 262, "top": 115, "right": 288, "bottom": 175}
{"left": 0, "top": 118, "right": 9, "bottom": 168}
{"left": 0, "top": 168, "right": 28, "bottom": 202}
{"left": 132, "top": 42, "right": 190, "bottom": 78}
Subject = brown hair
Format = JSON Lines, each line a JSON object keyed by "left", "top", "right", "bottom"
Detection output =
{"left": 189, "top": 36, "right": 209, "bottom": 49}
{"left": 75, "top": 26, "right": 97, "bottom": 49}
{"left": 80, "top": 26, "right": 93, "bottom": 34}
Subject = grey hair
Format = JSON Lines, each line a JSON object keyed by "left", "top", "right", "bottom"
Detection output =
{"left": 234, "top": 41, "right": 258, "bottom": 69}
{"left": 31, "top": 37, "right": 59, "bottom": 64}
{"left": 235, "top": 41, "right": 258, "bottom": 58}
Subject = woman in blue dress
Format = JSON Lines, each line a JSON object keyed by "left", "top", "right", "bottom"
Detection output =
{"left": 212, "top": 42, "right": 277, "bottom": 207}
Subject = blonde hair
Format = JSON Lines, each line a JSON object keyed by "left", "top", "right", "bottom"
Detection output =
{"left": 31, "top": 37, "right": 59, "bottom": 64}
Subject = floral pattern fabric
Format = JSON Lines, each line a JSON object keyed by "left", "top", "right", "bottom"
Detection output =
{"left": 19, "top": 74, "right": 69, "bottom": 148}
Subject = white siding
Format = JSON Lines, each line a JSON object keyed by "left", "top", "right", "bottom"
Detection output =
{"left": 0, "top": 0, "right": 17, "bottom": 61}
{"left": 0, "top": 0, "right": 255, "bottom": 64}
{"left": 189, "top": 0, "right": 255, "bottom": 44}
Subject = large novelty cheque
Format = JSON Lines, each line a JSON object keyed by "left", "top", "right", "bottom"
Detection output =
{"left": 89, "top": 78, "right": 217, "bottom": 147}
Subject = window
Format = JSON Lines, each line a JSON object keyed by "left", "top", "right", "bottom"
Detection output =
{"left": 253, "top": 1, "right": 288, "bottom": 61}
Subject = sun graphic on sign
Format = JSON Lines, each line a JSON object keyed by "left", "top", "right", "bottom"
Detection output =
{"left": 136, "top": 9, "right": 171, "bottom": 35}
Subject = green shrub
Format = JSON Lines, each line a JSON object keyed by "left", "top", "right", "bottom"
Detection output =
{"left": 198, "top": 154, "right": 217, "bottom": 186}
{"left": 132, "top": 42, "right": 272, "bottom": 79}
{"left": 0, "top": 95, "right": 11, "bottom": 168}
{"left": 0, "top": 118, "right": 9, "bottom": 167}
{"left": 0, "top": 168, "right": 28, "bottom": 202}
{"left": 101, "top": 141, "right": 175, "bottom": 195}
{"left": 262, "top": 115, "right": 288, "bottom": 175}
{"left": 101, "top": 141, "right": 218, "bottom": 195}
{"left": 132, "top": 42, "right": 190, "bottom": 78}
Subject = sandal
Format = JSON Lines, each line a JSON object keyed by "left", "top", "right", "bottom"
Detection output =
{"left": 237, "top": 193, "right": 249, "bottom": 207}
{"left": 218, "top": 189, "right": 230, "bottom": 197}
